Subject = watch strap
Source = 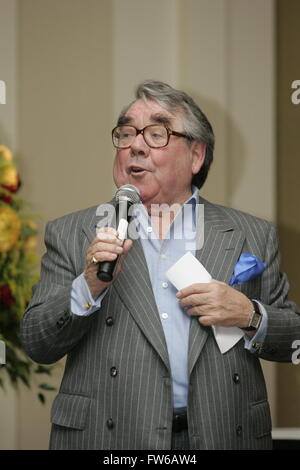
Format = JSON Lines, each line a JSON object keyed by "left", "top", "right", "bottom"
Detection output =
{"left": 241, "top": 300, "right": 262, "bottom": 331}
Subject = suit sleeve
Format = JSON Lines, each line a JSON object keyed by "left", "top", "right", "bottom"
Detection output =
{"left": 20, "top": 219, "right": 98, "bottom": 364}
{"left": 256, "top": 223, "right": 300, "bottom": 362}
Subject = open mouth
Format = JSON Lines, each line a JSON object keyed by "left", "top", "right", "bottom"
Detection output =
{"left": 130, "top": 167, "right": 147, "bottom": 174}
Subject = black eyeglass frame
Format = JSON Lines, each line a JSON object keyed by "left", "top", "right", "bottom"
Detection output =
{"left": 112, "top": 124, "right": 192, "bottom": 149}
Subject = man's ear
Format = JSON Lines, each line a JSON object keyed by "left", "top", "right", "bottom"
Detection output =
{"left": 191, "top": 141, "right": 206, "bottom": 175}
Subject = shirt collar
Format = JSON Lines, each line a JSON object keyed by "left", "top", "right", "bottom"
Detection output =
{"left": 132, "top": 185, "right": 200, "bottom": 232}
{"left": 186, "top": 185, "right": 200, "bottom": 207}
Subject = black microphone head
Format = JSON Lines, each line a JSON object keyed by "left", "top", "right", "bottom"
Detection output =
{"left": 115, "top": 184, "right": 141, "bottom": 204}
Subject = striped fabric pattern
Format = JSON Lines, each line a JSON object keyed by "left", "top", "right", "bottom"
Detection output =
{"left": 20, "top": 196, "right": 300, "bottom": 449}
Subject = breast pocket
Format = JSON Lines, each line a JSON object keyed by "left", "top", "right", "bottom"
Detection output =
{"left": 51, "top": 393, "right": 91, "bottom": 430}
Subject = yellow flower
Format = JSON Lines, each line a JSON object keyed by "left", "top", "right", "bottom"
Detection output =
{"left": 23, "top": 219, "right": 38, "bottom": 231}
{"left": 0, "top": 164, "right": 19, "bottom": 189}
{"left": 0, "top": 205, "right": 21, "bottom": 252}
{"left": 23, "top": 235, "right": 38, "bottom": 252}
{"left": 0, "top": 145, "right": 13, "bottom": 161}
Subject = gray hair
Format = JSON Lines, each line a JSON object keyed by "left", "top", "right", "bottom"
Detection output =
{"left": 117, "top": 80, "right": 215, "bottom": 189}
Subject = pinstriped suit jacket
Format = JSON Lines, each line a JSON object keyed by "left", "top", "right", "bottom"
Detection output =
{"left": 20, "top": 196, "right": 300, "bottom": 450}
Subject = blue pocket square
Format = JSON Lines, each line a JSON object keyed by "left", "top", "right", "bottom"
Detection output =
{"left": 229, "top": 253, "right": 266, "bottom": 286}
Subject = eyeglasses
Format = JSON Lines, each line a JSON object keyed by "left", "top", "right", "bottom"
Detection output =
{"left": 112, "top": 124, "right": 191, "bottom": 149}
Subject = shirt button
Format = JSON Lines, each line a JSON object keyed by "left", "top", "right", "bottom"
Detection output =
{"left": 162, "top": 282, "right": 168, "bottom": 288}
{"left": 236, "top": 425, "right": 242, "bottom": 436}
{"left": 110, "top": 367, "right": 118, "bottom": 377}
{"left": 161, "top": 313, "right": 169, "bottom": 320}
{"left": 160, "top": 254, "right": 167, "bottom": 259}
{"left": 147, "top": 227, "right": 153, "bottom": 233}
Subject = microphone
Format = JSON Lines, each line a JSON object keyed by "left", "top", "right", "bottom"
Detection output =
{"left": 97, "top": 184, "right": 141, "bottom": 282}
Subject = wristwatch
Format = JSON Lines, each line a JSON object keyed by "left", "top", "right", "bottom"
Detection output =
{"left": 241, "top": 300, "right": 262, "bottom": 331}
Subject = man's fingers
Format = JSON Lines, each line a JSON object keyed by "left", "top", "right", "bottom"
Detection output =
{"left": 94, "top": 233, "right": 123, "bottom": 246}
{"left": 122, "top": 239, "right": 133, "bottom": 254}
{"left": 114, "top": 239, "right": 133, "bottom": 273}
{"left": 176, "top": 282, "right": 213, "bottom": 299}
{"left": 197, "top": 315, "right": 217, "bottom": 326}
{"left": 97, "top": 233, "right": 122, "bottom": 243}
{"left": 97, "top": 226, "right": 118, "bottom": 236}
{"left": 93, "top": 241, "right": 124, "bottom": 255}
{"left": 85, "top": 225, "right": 133, "bottom": 287}
{"left": 90, "top": 251, "right": 119, "bottom": 264}
{"left": 87, "top": 238, "right": 132, "bottom": 271}
{"left": 178, "top": 293, "right": 209, "bottom": 307}
{"left": 183, "top": 305, "right": 223, "bottom": 326}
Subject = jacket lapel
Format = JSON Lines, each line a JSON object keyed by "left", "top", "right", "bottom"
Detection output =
{"left": 82, "top": 200, "right": 117, "bottom": 244}
{"left": 82, "top": 202, "right": 171, "bottom": 372}
{"left": 188, "top": 199, "right": 245, "bottom": 375}
{"left": 113, "top": 238, "right": 171, "bottom": 372}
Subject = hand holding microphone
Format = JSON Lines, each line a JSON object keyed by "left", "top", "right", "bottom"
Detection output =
{"left": 84, "top": 227, "right": 133, "bottom": 300}
{"left": 96, "top": 184, "right": 141, "bottom": 282}
{"left": 84, "top": 184, "right": 141, "bottom": 299}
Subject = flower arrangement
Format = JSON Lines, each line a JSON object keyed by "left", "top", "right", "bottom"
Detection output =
{"left": 0, "top": 145, "right": 54, "bottom": 402}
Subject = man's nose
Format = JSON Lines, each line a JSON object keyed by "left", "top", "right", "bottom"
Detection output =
{"left": 130, "top": 132, "right": 150, "bottom": 156}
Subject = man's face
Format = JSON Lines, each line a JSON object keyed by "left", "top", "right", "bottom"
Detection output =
{"left": 113, "top": 99, "right": 205, "bottom": 209}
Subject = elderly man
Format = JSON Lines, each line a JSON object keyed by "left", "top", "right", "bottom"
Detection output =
{"left": 21, "top": 80, "right": 300, "bottom": 450}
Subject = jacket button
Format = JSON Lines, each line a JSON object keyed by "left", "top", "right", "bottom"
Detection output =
{"left": 110, "top": 367, "right": 118, "bottom": 377}
{"left": 106, "top": 316, "right": 114, "bottom": 326}
{"left": 56, "top": 318, "right": 65, "bottom": 328}
{"left": 236, "top": 425, "right": 242, "bottom": 436}
{"left": 233, "top": 373, "right": 240, "bottom": 384}
{"left": 107, "top": 418, "right": 114, "bottom": 430}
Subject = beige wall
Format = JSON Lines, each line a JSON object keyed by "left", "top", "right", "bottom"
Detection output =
{"left": 0, "top": 0, "right": 18, "bottom": 451}
{"left": 19, "top": 0, "right": 114, "bottom": 226}
{"left": 0, "top": 0, "right": 281, "bottom": 449}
